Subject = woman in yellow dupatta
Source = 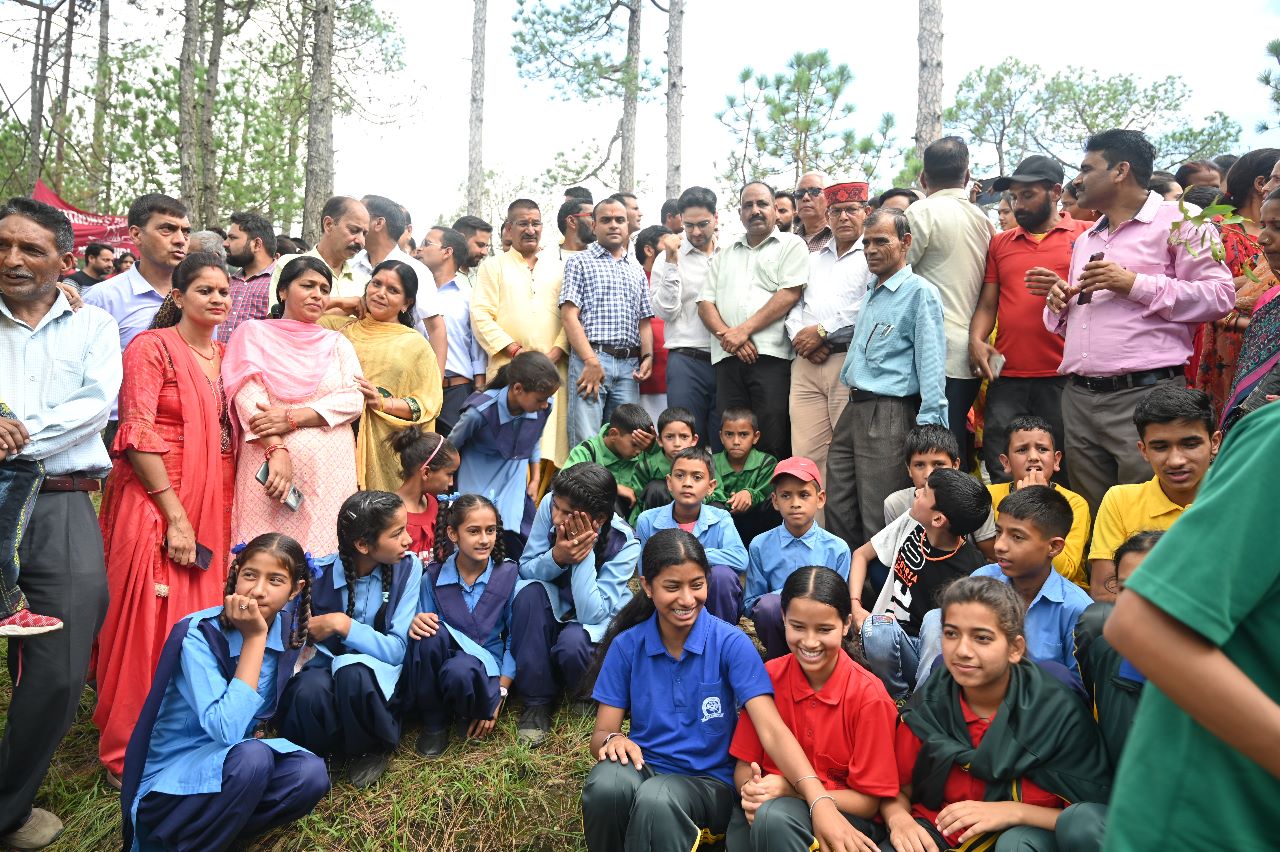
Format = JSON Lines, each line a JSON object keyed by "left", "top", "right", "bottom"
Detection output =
{"left": 340, "top": 260, "right": 443, "bottom": 491}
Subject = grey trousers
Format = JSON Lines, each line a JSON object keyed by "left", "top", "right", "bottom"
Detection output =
{"left": 582, "top": 760, "right": 735, "bottom": 852}
{"left": 826, "top": 395, "right": 917, "bottom": 552}
{"left": 1061, "top": 375, "right": 1183, "bottom": 514}
{"left": 726, "top": 797, "right": 885, "bottom": 851}
{"left": 875, "top": 803, "right": 1105, "bottom": 852}
{"left": 0, "top": 492, "right": 109, "bottom": 835}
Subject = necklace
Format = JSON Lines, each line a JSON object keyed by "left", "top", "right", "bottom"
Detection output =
{"left": 177, "top": 328, "right": 217, "bottom": 361}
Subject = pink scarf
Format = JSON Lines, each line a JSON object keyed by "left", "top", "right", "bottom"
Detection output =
{"left": 222, "top": 318, "right": 341, "bottom": 403}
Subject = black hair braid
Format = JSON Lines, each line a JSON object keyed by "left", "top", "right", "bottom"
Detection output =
{"left": 335, "top": 490, "right": 407, "bottom": 617}
{"left": 289, "top": 581, "right": 312, "bottom": 650}
{"left": 380, "top": 562, "right": 394, "bottom": 611}
{"left": 435, "top": 494, "right": 506, "bottom": 566}
{"left": 432, "top": 496, "right": 456, "bottom": 564}
{"left": 341, "top": 557, "right": 359, "bottom": 618}
{"left": 218, "top": 553, "right": 242, "bottom": 632}
{"left": 490, "top": 504, "right": 508, "bottom": 566}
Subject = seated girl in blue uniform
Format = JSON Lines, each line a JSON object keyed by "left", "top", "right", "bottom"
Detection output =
{"left": 512, "top": 462, "right": 640, "bottom": 747}
{"left": 276, "top": 491, "right": 422, "bottom": 789}
{"left": 449, "top": 351, "right": 561, "bottom": 550}
{"left": 728, "top": 566, "right": 898, "bottom": 851}
{"left": 402, "top": 494, "right": 519, "bottom": 758}
{"left": 581, "top": 529, "right": 879, "bottom": 852}
{"left": 881, "top": 576, "right": 1110, "bottom": 852}
{"left": 121, "top": 532, "right": 329, "bottom": 852}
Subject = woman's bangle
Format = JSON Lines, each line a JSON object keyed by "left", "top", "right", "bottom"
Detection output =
{"left": 791, "top": 774, "right": 818, "bottom": 788}
{"left": 286, "top": 409, "right": 300, "bottom": 431}
{"left": 264, "top": 443, "right": 289, "bottom": 459}
{"left": 808, "top": 794, "right": 836, "bottom": 818}
{"left": 146, "top": 484, "right": 171, "bottom": 497}
{"left": 602, "top": 732, "right": 627, "bottom": 746}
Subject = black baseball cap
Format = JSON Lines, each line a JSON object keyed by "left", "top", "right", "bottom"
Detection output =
{"left": 992, "top": 155, "right": 1065, "bottom": 191}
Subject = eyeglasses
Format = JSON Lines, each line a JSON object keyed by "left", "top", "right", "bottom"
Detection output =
{"left": 828, "top": 204, "right": 866, "bottom": 219}
{"left": 796, "top": 187, "right": 824, "bottom": 198}
{"left": 683, "top": 219, "right": 714, "bottom": 231}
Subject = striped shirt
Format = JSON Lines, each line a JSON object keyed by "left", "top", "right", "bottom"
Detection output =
{"left": 217, "top": 261, "right": 275, "bottom": 344}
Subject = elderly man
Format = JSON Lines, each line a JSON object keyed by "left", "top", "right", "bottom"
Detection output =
{"left": 0, "top": 198, "right": 119, "bottom": 850}
{"left": 697, "top": 182, "right": 808, "bottom": 459}
{"left": 270, "top": 195, "right": 370, "bottom": 316}
{"left": 792, "top": 171, "right": 833, "bottom": 252}
{"left": 470, "top": 198, "right": 570, "bottom": 465}
{"left": 786, "top": 181, "right": 875, "bottom": 508}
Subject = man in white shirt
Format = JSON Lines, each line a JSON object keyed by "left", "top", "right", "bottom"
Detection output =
{"left": 787, "top": 180, "right": 875, "bottom": 502}
{"left": 650, "top": 186, "right": 721, "bottom": 447}
{"left": 420, "top": 225, "right": 488, "bottom": 434}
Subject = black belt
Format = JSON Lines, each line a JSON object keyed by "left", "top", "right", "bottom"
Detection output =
{"left": 849, "top": 390, "right": 922, "bottom": 406}
{"left": 442, "top": 375, "right": 473, "bottom": 388}
{"left": 590, "top": 342, "right": 641, "bottom": 360}
{"left": 668, "top": 347, "right": 711, "bottom": 362}
{"left": 1070, "top": 367, "right": 1179, "bottom": 393}
{"left": 41, "top": 474, "right": 101, "bottom": 493}
{"left": 826, "top": 341, "right": 849, "bottom": 354}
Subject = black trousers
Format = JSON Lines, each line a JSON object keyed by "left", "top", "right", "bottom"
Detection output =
{"left": 437, "top": 383, "right": 473, "bottom": 437}
{"left": 0, "top": 493, "right": 108, "bottom": 835}
{"left": 982, "top": 375, "right": 1069, "bottom": 485}
{"left": 945, "top": 376, "right": 980, "bottom": 462}
{"left": 714, "top": 355, "right": 793, "bottom": 460}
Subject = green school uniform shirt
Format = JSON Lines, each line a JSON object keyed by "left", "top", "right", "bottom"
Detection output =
{"left": 1104, "top": 402, "right": 1280, "bottom": 851}
{"left": 633, "top": 448, "right": 673, "bottom": 488}
{"left": 562, "top": 426, "right": 645, "bottom": 493}
{"left": 709, "top": 449, "right": 777, "bottom": 507}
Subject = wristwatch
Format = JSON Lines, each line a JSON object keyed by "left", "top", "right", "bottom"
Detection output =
{"left": 816, "top": 324, "right": 828, "bottom": 339}
{"left": 499, "top": 686, "right": 509, "bottom": 699}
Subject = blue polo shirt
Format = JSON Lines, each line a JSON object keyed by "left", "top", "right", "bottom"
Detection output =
{"left": 745, "top": 522, "right": 851, "bottom": 615}
{"left": 634, "top": 503, "right": 748, "bottom": 574}
{"left": 971, "top": 564, "right": 1092, "bottom": 678}
{"left": 592, "top": 609, "right": 772, "bottom": 786}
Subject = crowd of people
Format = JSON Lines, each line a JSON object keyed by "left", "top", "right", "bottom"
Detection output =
{"left": 1, "top": 125, "right": 1278, "bottom": 852}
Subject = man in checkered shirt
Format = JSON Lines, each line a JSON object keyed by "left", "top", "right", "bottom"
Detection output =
{"left": 559, "top": 197, "right": 656, "bottom": 447}
{"left": 216, "top": 211, "right": 276, "bottom": 344}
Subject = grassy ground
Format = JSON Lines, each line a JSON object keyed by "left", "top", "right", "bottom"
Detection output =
{"left": 0, "top": 643, "right": 597, "bottom": 852}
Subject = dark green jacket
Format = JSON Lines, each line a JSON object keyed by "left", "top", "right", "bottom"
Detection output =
{"left": 1074, "top": 602, "right": 1145, "bottom": 769}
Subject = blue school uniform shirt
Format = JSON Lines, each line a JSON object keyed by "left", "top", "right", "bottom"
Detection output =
{"left": 745, "top": 521, "right": 851, "bottom": 615}
{"left": 593, "top": 609, "right": 773, "bottom": 787}
{"left": 311, "top": 554, "right": 423, "bottom": 701}
{"left": 133, "top": 607, "right": 306, "bottom": 843}
{"left": 450, "top": 386, "right": 545, "bottom": 531}
{"left": 635, "top": 502, "right": 748, "bottom": 574}
{"left": 419, "top": 554, "right": 518, "bottom": 679}
{"left": 519, "top": 493, "right": 639, "bottom": 643}
{"left": 971, "top": 564, "right": 1091, "bottom": 678}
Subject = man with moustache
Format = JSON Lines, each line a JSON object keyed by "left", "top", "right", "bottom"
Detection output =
{"left": 774, "top": 190, "right": 797, "bottom": 233}
{"left": 451, "top": 215, "right": 494, "bottom": 282}
{"left": 554, "top": 198, "right": 595, "bottom": 260}
{"left": 217, "top": 211, "right": 276, "bottom": 343}
{"left": 969, "top": 156, "right": 1090, "bottom": 483}
{"left": 698, "top": 182, "right": 808, "bottom": 459}
{"left": 63, "top": 243, "right": 114, "bottom": 294}
{"left": 792, "top": 171, "right": 833, "bottom": 252}
{"left": 269, "top": 195, "right": 370, "bottom": 317}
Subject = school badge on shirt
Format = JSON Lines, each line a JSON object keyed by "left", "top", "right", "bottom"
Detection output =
{"left": 701, "top": 695, "right": 724, "bottom": 723}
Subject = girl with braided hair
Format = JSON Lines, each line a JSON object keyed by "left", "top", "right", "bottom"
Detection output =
{"left": 276, "top": 491, "right": 422, "bottom": 789}
{"left": 390, "top": 425, "right": 459, "bottom": 562}
{"left": 120, "top": 532, "right": 329, "bottom": 852}
{"left": 402, "top": 494, "right": 520, "bottom": 758}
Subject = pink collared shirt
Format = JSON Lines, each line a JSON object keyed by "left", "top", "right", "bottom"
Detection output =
{"left": 1043, "top": 191, "right": 1234, "bottom": 377}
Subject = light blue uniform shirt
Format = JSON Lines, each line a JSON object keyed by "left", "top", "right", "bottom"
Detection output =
{"left": 592, "top": 609, "right": 773, "bottom": 787}
{"left": 519, "top": 493, "right": 639, "bottom": 643}
{"left": 450, "top": 386, "right": 545, "bottom": 531}
{"left": 971, "top": 564, "right": 1092, "bottom": 678}
{"left": 839, "top": 264, "right": 948, "bottom": 426}
{"left": 418, "top": 554, "right": 517, "bottom": 679}
{"left": 436, "top": 275, "right": 488, "bottom": 378}
{"left": 82, "top": 265, "right": 166, "bottom": 419}
{"left": 313, "top": 555, "right": 423, "bottom": 700}
{"left": 745, "top": 521, "right": 851, "bottom": 615}
{"left": 635, "top": 503, "right": 748, "bottom": 574}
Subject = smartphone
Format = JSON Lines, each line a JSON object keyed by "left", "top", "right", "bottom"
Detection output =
{"left": 194, "top": 543, "right": 213, "bottom": 571}
{"left": 988, "top": 352, "right": 1006, "bottom": 380}
{"left": 1077, "top": 252, "right": 1105, "bottom": 305}
{"left": 256, "top": 461, "right": 305, "bottom": 512}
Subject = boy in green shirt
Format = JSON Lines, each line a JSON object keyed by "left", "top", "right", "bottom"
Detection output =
{"left": 562, "top": 402, "right": 655, "bottom": 516}
{"left": 629, "top": 407, "right": 700, "bottom": 522}
{"left": 709, "top": 406, "right": 778, "bottom": 544}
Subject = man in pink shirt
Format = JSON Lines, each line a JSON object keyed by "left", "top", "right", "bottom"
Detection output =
{"left": 1044, "top": 129, "right": 1234, "bottom": 513}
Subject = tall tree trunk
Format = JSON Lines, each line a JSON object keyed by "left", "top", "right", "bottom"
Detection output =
{"left": 51, "top": 0, "right": 74, "bottom": 193}
{"left": 198, "top": 0, "right": 226, "bottom": 226}
{"left": 915, "top": 0, "right": 943, "bottom": 150}
{"left": 177, "top": 0, "right": 201, "bottom": 215}
{"left": 618, "top": 0, "right": 641, "bottom": 192}
{"left": 275, "top": 9, "right": 308, "bottom": 229}
{"left": 663, "top": 0, "right": 682, "bottom": 199}
{"left": 25, "top": 7, "right": 53, "bottom": 194}
{"left": 303, "top": 0, "right": 336, "bottom": 246}
{"left": 93, "top": 0, "right": 111, "bottom": 208}
{"left": 466, "top": 0, "right": 487, "bottom": 216}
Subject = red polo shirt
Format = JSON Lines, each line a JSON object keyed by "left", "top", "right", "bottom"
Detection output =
{"left": 895, "top": 696, "right": 1065, "bottom": 847}
{"left": 730, "top": 652, "right": 899, "bottom": 797}
{"left": 985, "top": 216, "right": 1091, "bottom": 377}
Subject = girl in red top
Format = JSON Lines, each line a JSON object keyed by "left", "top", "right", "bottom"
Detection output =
{"left": 391, "top": 427, "right": 458, "bottom": 563}
{"left": 882, "top": 576, "right": 1109, "bottom": 852}
{"left": 729, "top": 566, "right": 897, "bottom": 851}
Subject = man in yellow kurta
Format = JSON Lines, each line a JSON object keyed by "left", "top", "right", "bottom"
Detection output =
{"left": 470, "top": 198, "right": 570, "bottom": 465}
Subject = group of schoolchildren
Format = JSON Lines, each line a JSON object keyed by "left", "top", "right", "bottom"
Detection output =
{"left": 122, "top": 348, "right": 1216, "bottom": 852}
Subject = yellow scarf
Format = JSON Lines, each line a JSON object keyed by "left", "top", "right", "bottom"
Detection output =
{"left": 340, "top": 317, "right": 443, "bottom": 491}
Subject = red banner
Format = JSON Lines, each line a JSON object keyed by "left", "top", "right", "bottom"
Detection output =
{"left": 32, "top": 180, "right": 136, "bottom": 257}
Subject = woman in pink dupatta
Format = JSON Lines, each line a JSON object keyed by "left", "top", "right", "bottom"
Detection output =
{"left": 223, "top": 256, "right": 364, "bottom": 554}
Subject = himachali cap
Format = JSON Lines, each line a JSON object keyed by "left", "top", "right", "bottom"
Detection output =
{"left": 771, "top": 456, "right": 823, "bottom": 488}
{"left": 992, "top": 155, "right": 1065, "bottom": 191}
{"left": 823, "top": 182, "right": 869, "bottom": 204}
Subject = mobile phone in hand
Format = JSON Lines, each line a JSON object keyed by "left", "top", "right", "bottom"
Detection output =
{"left": 1078, "top": 252, "right": 1105, "bottom": 305}
{"left": 194, "top": 543, "right": 213, "bottom": 571}
{"left": 256, "top": 461, "right": 305, "bottom": 512}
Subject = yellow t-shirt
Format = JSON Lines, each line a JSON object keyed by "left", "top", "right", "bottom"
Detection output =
{"left": 1088, "top": 477, "right": 1186, "bottom": 562}
{"left": 988, "top": 482, "right": 1092, "bottom": 589}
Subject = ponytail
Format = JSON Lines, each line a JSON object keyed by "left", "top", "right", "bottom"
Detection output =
{"left": 489, "top": 350, "right": 560, "bottom": 393}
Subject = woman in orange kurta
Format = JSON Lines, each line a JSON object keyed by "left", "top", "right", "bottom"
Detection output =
{"left": 93, "top": 253, "right": 237, "bottom": 779}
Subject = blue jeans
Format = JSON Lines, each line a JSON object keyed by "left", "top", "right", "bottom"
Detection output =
{"left": 568, "top": 350, "right": 640, "bottom": 447}
{"left": 861, "top": 609, "right": 943, "bottom": 699}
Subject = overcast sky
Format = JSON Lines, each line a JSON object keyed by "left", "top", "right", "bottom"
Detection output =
{"left": 332, "top": 0, "right": 1280, "bottom": 227}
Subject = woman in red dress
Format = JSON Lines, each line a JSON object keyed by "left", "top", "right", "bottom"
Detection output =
{"left": 93, "top": 252, "right": 236, "bottom": 781}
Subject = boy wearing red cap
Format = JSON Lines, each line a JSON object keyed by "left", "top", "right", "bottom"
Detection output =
{"left": 745, "top": 457, "right": 851, "bottom": 659}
